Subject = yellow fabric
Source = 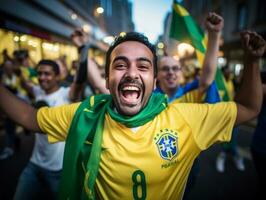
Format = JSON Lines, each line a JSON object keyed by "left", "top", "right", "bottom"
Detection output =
{"left": 173, "top": 3, "right": 189, "bottom": 16}
{"left": 196, "top": 49, "right": 205, "bottom": 68}
{"left": 37, "top": 102, "right": 81, "bottom": 143}
{"left": 21, "top": 67, "right": 38, "bottom": 84}
{"left": 16, "top": 67, "right": 38, "bottom": 97}
{"left": 37, "top": 100, "right": 237, "bottom": 200}
{"left": 174, "top": 89, "right": 205, "bottom": 103}
{"left": 225, "top": 79, "right": 235, "bottom": 101}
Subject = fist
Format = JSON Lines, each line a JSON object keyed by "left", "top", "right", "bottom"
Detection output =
{"left": 205, "top": 12, "right": 224, "bottom": 33}
{"left": 70, "top": 28, "right": 90, "bottom": 47}
{"left": 241, "top": 31, "right": 266, "bottom": 58}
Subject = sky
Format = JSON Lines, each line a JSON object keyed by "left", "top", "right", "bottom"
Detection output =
{"left": 131, "top": 0, "right": 173, "bottom": 43}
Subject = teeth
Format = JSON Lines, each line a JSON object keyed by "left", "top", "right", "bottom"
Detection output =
{"left": 122, "top": 86, "right": 139, "bottom": 91}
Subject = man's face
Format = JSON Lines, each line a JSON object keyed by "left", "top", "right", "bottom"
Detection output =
{"left": 106, "top": 41, "right": 156, "bottom": 116}
{"left": 157, "top": 56, "right": 182, "bottom": 91}
{"left": 37, "top": 64, "right": 59, "bottom": 94}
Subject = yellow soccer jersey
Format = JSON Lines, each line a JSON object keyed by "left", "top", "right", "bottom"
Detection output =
{"left": 173, "top": 89, "right": 202, "bottom": 103}
{"left": 37, "top": 100, "right": 237, "bottom": 200}
{"left": 225, "top": 79, "right": 235, "bottom": 101}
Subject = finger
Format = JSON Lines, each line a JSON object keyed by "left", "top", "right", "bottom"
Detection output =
{"left": 75, "top": 27, "right": 83, "bottom": 33}
{"left": 206, "top": 12, "right": 213, "bottom": 20}
{"left": 211, "top": 15, "right": 221, "bottom": 24}
{"left": 249, "top": 33, "right": 265, "bottom": 50}
{"left": 255, "top": 49, "right": 265, "bottom": 56}
{"left": 240, "top": 31, "right": 250, "bottom": 47}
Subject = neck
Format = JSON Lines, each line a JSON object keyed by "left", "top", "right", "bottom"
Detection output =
{"left": 45, "top": 85, "right": 60, "bottom": 94}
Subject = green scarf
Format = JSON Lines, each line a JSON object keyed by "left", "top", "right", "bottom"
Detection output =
{"left": 59, "top": 93, "right": 168, "bottom": 200}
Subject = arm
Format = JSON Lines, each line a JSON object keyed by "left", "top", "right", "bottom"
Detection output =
{"left": 0, "top": 84, "right": 41, "bottom": 132}
{"left": 199, "top": 12, "right": 224, "bottom": 94}
{"left": 235, "top": 31, "right": 266, "bottom": 124}
{"left": 263, "top": 84, "right": 266, "bottom": 98}
{"left": 68, "top": 29, "right": 88, "bottom": 101}
{"left": 68, "top": 29, "right": 109, "bottom": 101}
{"left": 87, "top": 58, "right": 109, "bottom": 94}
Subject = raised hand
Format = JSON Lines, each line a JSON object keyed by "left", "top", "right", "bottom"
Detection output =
{"left": 70, "top": 28, "right": 90, "bottom": 48}
{"left": 241, "top": 31, "right": 266, "bottom": 59}
{"left": 205, "top": 12, "right": 224, "bottom": 33}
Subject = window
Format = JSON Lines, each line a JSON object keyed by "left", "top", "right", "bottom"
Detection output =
{"left": 237, "top": 3, "right": 248, "bottom": 30}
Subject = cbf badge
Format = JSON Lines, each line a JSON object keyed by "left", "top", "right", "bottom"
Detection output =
{"left": 154, "top": 129, "right": 178, "bottom": 161}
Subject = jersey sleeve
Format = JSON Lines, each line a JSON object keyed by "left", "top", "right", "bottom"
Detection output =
{"left": 37, "top": 102, "right": 81, "bottom": 143}
{"left": 172, "top": 89, "right": 201, "bottom": 103}
{"left": 174, "top": 102, "right": 237, "bottom": 150}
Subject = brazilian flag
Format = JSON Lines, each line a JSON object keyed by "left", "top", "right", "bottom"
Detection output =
{"left": 169, "top": 0, "right": 207, "bottom": 67}
{"left": 169, "top": 0, "right": 229, "bottom": 102}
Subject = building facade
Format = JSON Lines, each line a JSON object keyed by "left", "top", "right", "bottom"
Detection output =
{"left": 0, "top": 0, "right": 135, "bottom": 68}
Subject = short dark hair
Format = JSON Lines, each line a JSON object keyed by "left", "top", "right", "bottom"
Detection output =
{"left": 105, "top": 32, "right": 157, "bottom": 78}
{"left": 37, "top": 59, "right": 60, "bottom": 75}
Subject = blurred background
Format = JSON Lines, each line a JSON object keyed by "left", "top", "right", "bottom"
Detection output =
{"left": 0, "top": 0, "right": 265, "bottom": 199}
{"left": 0, "top": 0, "right": 265, "bottom": 79}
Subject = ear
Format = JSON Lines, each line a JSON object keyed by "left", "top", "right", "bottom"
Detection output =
{"left": 153, "top": 78, "right": 157, "bottom": 90}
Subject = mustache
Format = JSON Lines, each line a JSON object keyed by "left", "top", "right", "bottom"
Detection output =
{"left": 118, "top": 77, "right": 143, "bottom": 90}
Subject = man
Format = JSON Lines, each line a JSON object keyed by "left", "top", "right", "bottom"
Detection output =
{"left": 13, "top": 59, "right": 83, "bottom": 200}
{"left": 155, "top": 12, "right": 223, "bottom": 197}
{"left": 0, "top": 59, "right": 21, "bottom": 160}
{"left": 0, "top": 30, "right": 265, "bottom": 200}
{"left": 155, "top": 12, "right": 222, "bottom": 103}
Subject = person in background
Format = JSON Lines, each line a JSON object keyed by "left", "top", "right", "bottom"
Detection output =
{"left": 13, "top": 49, "right": 37, "bottom": 102}
{"left": 0, "top": 59, "right": 21, "bottom": 160}
{"left": 155, "top": 12, "right": 223, "bottom": 198}
{"left": 12, "top": 34, "right": 91, "bottom": 197}
{"left": 13, "top": 59, "right": 83, "bottom": 200}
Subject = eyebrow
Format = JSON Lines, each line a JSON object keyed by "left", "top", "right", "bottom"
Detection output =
{"left": 112, "top": 56, "right": 128, "bottom": 64}
{"left": 112, "top": 56, "right": 152, "bottom": 65}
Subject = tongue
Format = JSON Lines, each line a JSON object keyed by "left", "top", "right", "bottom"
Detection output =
{"left": 123, "top": 91, "right": 138, "bottom": 100}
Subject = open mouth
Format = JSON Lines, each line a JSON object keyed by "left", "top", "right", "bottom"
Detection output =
{"left": 119, "top": 84, "right": 142, "bottom": 105}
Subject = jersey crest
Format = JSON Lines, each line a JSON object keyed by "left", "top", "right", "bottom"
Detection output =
{"left": 154, "top": 129, "right": 178, "bottom": 161}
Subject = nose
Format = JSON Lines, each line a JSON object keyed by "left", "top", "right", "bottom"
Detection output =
{"left": 38, "top": 73, "right": 46, "bottom": 80}
{"left": 126, "top": 64, "right": 139, "bottom": 79}
{"left": 168, "top": 68, "right": 175, "bottom": 74}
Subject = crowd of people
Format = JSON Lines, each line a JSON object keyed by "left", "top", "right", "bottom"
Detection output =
{"left": 0, "top": 11, "right": 265, "bottom": 200}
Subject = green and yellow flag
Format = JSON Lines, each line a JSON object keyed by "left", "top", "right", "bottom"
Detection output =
{"left": 169, "top": 0, "right": 229, "bottom": 101}
{"left": 169, "top": 0, "right": 207, "bottom": 67}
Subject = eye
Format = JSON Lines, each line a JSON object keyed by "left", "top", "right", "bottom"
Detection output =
{"left": 161, "top": 66, "right": 170, "bottom": 72}
{"left": 138, "top": 61, "right": 151, "bottom": 71}
{"left": 138, "top": 64, "right": 149, "bottom": 71}
{"left": 114, "top": 63, "right": 127, "bottom": 70}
